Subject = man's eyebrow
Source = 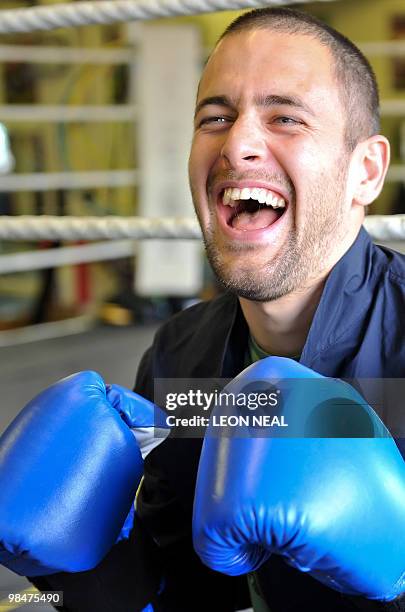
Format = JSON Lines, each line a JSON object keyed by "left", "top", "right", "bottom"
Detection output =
{"left": 194, "top": 93, "right": 316, "bottom": 118}
{"left": 194, "top": 95, "right": 234, "bottom": 118}
{"left": 255, "top": 94, "right": 315, "bottom": 116}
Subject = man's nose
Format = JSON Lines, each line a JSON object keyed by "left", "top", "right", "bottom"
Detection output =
{"left": 220, "top": 116, "right": 268, "bottom": 169}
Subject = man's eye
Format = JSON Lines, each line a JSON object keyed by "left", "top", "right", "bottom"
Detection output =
{"left": 199, "top": 116, "right": 229, "bottom": 127}
{"left": 274, "top": 116, "right": 301, "bottom": 125}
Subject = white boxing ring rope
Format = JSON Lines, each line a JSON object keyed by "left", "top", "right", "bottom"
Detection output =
{"left": 0, "top": 216, "right": 202, "bottom": 241}
{"left": 0, "top": 215, "right": 404, "bottom": 243}
{"left": 0, "top": 0, "right": 337, "bottom": 34}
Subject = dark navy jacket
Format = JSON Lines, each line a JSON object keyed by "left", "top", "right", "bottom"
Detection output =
{"left": 134, "top": 228, "right": 405, "bottom": 612}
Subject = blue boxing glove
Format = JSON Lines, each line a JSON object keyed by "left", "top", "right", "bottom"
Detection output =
{"left": 193, "top": 357, "right": 405, "bottom": 602}
{"left": 0, "top": 371, "right": 169, "bottom": 577}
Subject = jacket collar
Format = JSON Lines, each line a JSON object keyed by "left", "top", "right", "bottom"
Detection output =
{"left": 300, "top": 228, "right": 375, "bottom": 367}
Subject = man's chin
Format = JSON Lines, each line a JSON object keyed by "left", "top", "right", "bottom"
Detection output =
{"left": 229, "top": 282, "right": 292, "bottom": 303}
{"left": 235, "top": 286, "right": 285, "bottom": 302}
{"left": 210, "top": 263, "right": 292, "bottom": 302}
{"left": 204, "top": 237, "right": 301, "bottom": 301}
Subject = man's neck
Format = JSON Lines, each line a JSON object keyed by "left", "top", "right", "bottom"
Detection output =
{"left": 239, "top": 278, "right": 326, "bottom": 359}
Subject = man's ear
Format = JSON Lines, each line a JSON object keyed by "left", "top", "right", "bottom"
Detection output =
{"left": 352, "top": 135, "right": 390, "bottom": 207}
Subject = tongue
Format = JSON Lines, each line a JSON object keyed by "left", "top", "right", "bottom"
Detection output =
{"left": 232, "top": 207, "right": 279, "bottom": 231}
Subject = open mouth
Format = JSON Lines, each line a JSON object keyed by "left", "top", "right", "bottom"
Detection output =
{"left": 219, "top": 186, "right": 287, "bottom": 231}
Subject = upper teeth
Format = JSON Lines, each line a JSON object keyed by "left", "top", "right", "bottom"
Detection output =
{"left": 222, "top": 187, "right": 286, "bottom": 208}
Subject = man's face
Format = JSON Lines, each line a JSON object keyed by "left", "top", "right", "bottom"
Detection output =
{"left": 189, "top": 29, "right": 357, "bottom": 301}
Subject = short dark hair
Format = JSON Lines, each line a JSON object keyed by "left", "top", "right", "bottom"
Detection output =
{"left": 218, "top": 7, "right": 380, "bottom": 150}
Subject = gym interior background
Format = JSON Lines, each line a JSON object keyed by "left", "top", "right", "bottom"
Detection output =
{"left": 0, "top": 0, "right": 404, "bottom": 608}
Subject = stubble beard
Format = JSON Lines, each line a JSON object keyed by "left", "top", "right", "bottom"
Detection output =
{"left": 192, "top": 161, "right": 350, "bottom": 302}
